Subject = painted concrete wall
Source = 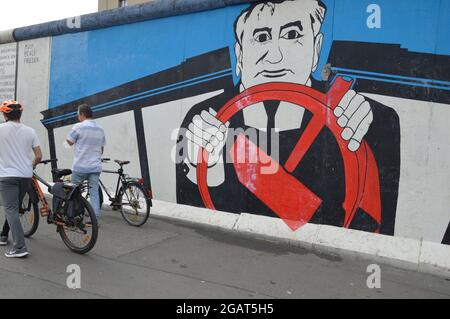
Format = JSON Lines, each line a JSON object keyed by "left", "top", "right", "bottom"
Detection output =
{"left": 0, "top": 43, "right": 16, "bottom": 101}
{"left": 1, "top": 0, "right": 449, "bottom": 246}
{"left": 99, "top": 0, "right": 155, "bottom": 11}
{"left": 15, "top": 38, "right": 52, "bottom": 182}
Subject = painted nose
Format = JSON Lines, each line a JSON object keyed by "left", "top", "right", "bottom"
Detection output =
{"left": 264, "top": 42, "right": 283, "bottom": 64}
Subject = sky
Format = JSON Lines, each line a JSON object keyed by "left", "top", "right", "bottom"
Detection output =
{"left": 0, "top": 0, "right": 98, "bottom": 31}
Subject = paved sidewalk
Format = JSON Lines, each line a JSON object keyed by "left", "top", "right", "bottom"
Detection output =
{"left": 0, "top": 207, "right": 449, "bottom": 299}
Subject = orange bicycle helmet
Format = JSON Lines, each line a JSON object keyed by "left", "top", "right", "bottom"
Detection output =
{"left": 0, "top": 100, "right": 23, "bottom": 113}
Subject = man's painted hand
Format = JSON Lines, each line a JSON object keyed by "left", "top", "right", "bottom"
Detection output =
{"left": 185, "top": 108, "right": 229, "bottom": 166}
{"left": 333, "top": 90, "right": 373, "bottom": 152}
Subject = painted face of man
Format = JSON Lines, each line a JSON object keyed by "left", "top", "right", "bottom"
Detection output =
{"left": 235, "top": 1, "right": 324, "bottom": 90}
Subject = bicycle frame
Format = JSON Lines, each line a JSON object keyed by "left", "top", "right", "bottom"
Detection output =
{"left": 99, "top": 158, "right": 152, "bottom": 202}
{"left": 99, "top": 168, "right": 129, "bottom": 202}
{"left": 31, "top": 173, "right": 69, "bottom": 227}
{"left": 32, "top": 173, "right": 51, "bottom": 217}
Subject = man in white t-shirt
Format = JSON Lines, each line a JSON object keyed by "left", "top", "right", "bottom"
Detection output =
{"left": 0, "top": 100, "right": 42, "bottom": 258}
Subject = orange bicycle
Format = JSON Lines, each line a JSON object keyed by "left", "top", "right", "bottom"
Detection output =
{"left": 19, "top": 159, "right": 98, "bottom": 254}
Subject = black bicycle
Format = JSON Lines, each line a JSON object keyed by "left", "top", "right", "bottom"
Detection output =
{"left": 84, "top": 158, "right": 152, "bottom": 227}
{"left": 19, "top": 159, "right": 98, "bottom": 254}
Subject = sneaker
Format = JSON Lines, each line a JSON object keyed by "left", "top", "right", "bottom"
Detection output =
{"left": 5, "top": 247, "right": 29, "bottom": 258}
{"left": 0, "top": 236, "right": 7, "bottom": 246}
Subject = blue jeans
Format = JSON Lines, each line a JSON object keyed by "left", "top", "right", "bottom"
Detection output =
{"left": 72, "top": 172, "right": 101, "bottom": 218}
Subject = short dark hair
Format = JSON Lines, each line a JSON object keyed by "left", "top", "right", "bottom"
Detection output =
{"left": 78, "top": 103, "right": 93, "bottom": 118}
{"left": 4, "top": 108, "right": 22, "bottom": 121}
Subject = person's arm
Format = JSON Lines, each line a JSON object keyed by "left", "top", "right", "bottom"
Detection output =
{"left": 32, "top": 146, "right": 42, "bottom": 169}
{"left": 66, "top": 126, "right": 78, "bottom": 146}
{"left": 31, "top": 130, "right": 42, "bottom": 169}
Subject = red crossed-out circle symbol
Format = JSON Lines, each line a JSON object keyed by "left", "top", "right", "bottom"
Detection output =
{"left": 196, "top": 76, "right": 381, "bottom": 231}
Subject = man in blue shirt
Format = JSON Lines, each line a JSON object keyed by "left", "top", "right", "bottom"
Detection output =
{"left": 67, "top": 104, "right": 106, "bottom": 219}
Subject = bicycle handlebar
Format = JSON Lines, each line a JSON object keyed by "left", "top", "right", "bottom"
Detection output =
{"left": 101, "top": 158, "right": 111, "bottom": 163}
{"left": 39, "top": 159, "right": 58, "bottom": 165}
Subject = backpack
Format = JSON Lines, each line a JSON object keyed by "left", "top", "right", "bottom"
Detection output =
{"left": 51, "top": 182, "right": 85, "bottom": 219}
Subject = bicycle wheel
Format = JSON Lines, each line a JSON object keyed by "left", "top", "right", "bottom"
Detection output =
{"left": 58, "top": 197, "right": 98, "bottom": 254}
{"left": 119, "top": 182, "right": 150, "bottom": 227}
{"left": 19, "top": 192, "right": 39, "bottom": 238}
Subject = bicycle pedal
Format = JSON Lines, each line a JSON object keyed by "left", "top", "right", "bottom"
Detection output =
{"left": 40, "top": 207, "right": 49, "bottom": 217}
{"left": 46, "top": 211, "right": 54, "bottom": 224}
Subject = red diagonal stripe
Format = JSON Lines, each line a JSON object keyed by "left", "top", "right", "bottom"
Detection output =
{"left": 230, "top": 134, "right": 322, "bottom": 231}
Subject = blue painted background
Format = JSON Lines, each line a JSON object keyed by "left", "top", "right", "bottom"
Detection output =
{"left": 49, "top": 0, "right": 450, "bottom": 108}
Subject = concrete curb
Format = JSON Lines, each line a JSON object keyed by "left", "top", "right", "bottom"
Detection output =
{"left": 39, "top": 187, "right": 449, "bottom": 278}
{"left": 151, "top": 200, "right": 450, "bottom": 278}
{"left": 151, "top": 200, "right": 238, "bottom": 230}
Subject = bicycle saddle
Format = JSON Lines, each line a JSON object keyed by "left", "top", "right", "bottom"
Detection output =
{"left": 115, "top": 160, "right": 130, "bottom": 166}
{"left": 52, "top": 168, "right": 72, "bottom": 178}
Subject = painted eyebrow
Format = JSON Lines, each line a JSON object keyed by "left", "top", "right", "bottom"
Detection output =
{"left": 253, "top": 27, "right": 272, "bottom": 37}
{"left": 280, "top": 21, "right": 303, "bottom": 33}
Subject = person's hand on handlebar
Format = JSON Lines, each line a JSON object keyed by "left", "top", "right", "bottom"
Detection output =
{"left": 37, "top": 159, "right": 58, "bottom": 166}
{"left": 32, "top": 146, "right": 42, "bottom": 170}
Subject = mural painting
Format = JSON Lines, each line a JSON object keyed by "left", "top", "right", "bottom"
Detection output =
{"left": 38, "top": 0, "right": 450, "bottom": 243}
{"left": 176, "top": 0, "right": 400, "bottom": 234}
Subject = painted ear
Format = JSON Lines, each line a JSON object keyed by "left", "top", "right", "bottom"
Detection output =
{"left": 234, "top": 43, "right": 243, "bottom": 77}
{"left": 312, "top": 33, "right": 323, "bottom": 73}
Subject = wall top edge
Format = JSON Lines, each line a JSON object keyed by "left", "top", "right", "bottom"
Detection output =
{"left": 0, "top": 0, "right": 259, "bottom": 45}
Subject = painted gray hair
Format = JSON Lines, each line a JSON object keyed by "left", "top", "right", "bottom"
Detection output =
{"left": 234, "top": 0, "right": 327, "bottom": 46}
